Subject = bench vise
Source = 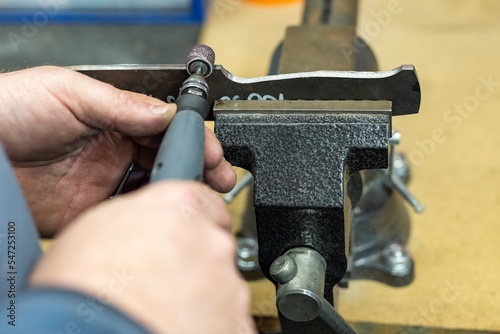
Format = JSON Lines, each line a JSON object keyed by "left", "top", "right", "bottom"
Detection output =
{"left": 73, "top": 1, "right": 421, "bottom": 331}
{"left": 73, "top": 62, "right": 421, "bottom": 333}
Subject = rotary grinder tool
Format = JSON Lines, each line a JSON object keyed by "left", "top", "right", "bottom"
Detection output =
{"left": 150, "top": 44, "right": 215, "bottom": 182}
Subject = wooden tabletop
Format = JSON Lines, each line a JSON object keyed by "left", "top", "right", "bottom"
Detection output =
{"left": 201, "top": 0, "right": 500, "bottom": 331}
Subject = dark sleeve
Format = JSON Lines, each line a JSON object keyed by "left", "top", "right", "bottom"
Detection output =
{"left": 0, "top": 142, "right": 150, "bottom": 333}
{"left": 1, "top": 288, "right": 149, "bottom": 334}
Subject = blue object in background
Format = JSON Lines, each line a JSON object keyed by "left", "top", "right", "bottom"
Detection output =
{"left": 0, "top": 0, "right": 207, "bottom": 24}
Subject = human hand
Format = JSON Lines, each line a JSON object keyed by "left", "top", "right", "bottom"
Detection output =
{"left": 0, "top": 66, "right": 236, "bottom": 237}
{"left": 29, "top": 181, "right": 256, "bottom": 334}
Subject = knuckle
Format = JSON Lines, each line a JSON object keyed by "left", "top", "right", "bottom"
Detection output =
{"left": 39, "top": 65, "right": 66, "bottom": 75}
{"left": 107, "top": 84, "right": 138, "bottom": 113}
{"left": 37, "top": 66, "right": 74, "bottom": 90}
{"left": 113, "top": 87, "right": 132, "bottom": 107}
{"left": 152, "top": 181, "right": 198, "bottom": 205}
{"left": 39, "top": 66, "right": 85, "bottom": 87}
{"left": 151, "top": 181, "right": 218, "bottom": 211}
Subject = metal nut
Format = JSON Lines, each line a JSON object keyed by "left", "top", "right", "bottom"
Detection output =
{"left": 236, "top": 237, "right": 259, "bottom": 271}
{"left": 383, "top": 243, "right": 411, "bottom": 275}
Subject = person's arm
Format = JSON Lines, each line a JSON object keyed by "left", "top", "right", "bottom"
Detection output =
{"left": 4, "top": 289, "right": 149, "bottom": 334}
{"left": 0, "top": 143, "right": 148, "bottom": 334}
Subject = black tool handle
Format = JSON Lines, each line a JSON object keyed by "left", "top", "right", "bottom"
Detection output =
{"left": 150, "top": 94, "right": 209, "bottom": 182}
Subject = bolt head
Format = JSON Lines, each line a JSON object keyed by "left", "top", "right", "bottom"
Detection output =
{"left": 393, "top": 153, "right": 411, "bottom": 184}
{"left": 237, "top": 238, "right": 259, "bottom": 271}
{"left": 383, "top": 243, "right": 412, "bottom": 275}
{"left": 270, "top": 255, "right": 298, "bottom": 284}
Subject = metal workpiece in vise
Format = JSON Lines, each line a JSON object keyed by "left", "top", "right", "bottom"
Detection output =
{"left": 71, "top": 1, "right": 422, "bottom": 332}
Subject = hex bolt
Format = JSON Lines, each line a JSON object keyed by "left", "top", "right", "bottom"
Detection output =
{"left": 392, "top": 153, "right": 410, "bottom": 184}
{"left": 236, "top": 237, "right": 260, "bottom": 271}
{"left": 270, "top": 254, "right": 298, "bottom": 284}
{"left": 386, "top": 131, "right": 424, "bottom": 213}
{"left": 383, "top": 243, "right": 412, "bottom": 276}
{"left": 387, "top": 130, "right": 401, "bottom": 179}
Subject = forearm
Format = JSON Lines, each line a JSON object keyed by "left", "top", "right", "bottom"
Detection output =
{"left": 0, "top": 143, "right": 150, "bottom": 333}
{"left": 1, "top": 289, "right": 149, "bottom": 334}
{"left": 0, "top": 143, "right": 41, "bottom": 293}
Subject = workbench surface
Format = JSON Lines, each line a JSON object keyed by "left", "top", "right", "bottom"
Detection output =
{"left": 200, "top": 0, "right": 500, "bottom": 331}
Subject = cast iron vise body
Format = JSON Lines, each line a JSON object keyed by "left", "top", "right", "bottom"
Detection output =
{"left": 214, "top": 99, "right": 392, "bottom": 300}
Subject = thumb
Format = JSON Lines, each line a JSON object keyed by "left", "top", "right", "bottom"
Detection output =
{"left": 46, "top": 66, "right": 176, "bottom": 137}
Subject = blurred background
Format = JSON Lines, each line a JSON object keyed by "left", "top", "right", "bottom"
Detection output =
{"left": 0, "top": 0, "right": 205, "bottom": 68}
{"left": 4, "top": 0, "right": 499, "bottom": 333}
